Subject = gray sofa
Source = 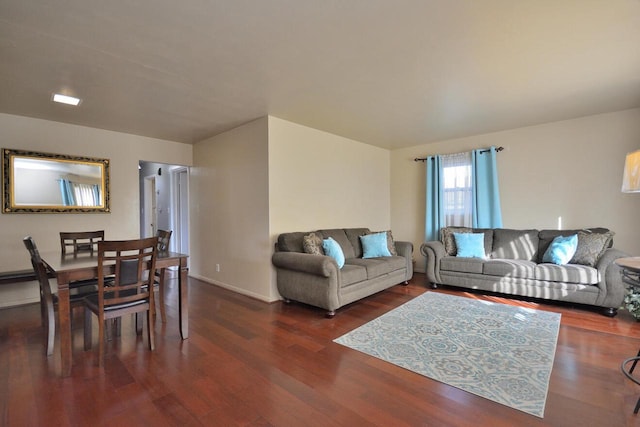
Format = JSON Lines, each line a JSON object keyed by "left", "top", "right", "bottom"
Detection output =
{"left": 420, "top": 227, "right": 628, "bottom": 316}
{"left": 272, "top": 228, "right": 413, "bottom": 317}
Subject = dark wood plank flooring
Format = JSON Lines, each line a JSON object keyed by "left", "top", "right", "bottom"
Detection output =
{"left": 2, "top": 273, "right": 640, "bottom": 426}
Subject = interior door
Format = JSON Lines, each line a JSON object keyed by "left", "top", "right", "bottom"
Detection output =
{"left": 143, "top": 176, "right": 157, "bottom": 238}
{"left": 172, "top": 167, "right": 189, "bottom": 253}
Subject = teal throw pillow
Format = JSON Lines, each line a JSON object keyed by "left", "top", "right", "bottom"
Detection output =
{"left": 542, "top": 234, "right": 578, "bottom": 265}
{"left": 360, "top": 232, "right": 392, "bottom": 258}
{"left": 323, "top": 237, "right": 345, "bottom": 268}
{"left": 453, "top": 232, "right": 485, "bottom": 258}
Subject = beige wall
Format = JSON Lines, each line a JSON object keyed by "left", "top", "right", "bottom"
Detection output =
{"left": 0, "top": 113, "right": 192, "bottom": 307}
{"left": 189, "top": 117, "right": 273, "bottom": 301}
{"left": 268, "top": 116, "right": 391, "bottom": 300}
{"left": 189, "top": 116, "right": 391, "bottom": 302}
{"left": 268, "top": 116, "right": 391, "bottom": 233}
{"left": 391, "top": 108, "right": 640, "bottom": 272}
{"left": 6, "top": 108, "right": 638, "bottom": 306}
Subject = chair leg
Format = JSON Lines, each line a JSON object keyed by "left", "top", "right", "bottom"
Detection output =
{"left": 135, "top": 313, "right": 143, "bottom": 335}
{"left": 105, "top": 318, "right": 121, "bottom": 340}
{"left": 44, "top": 298, "right": 55, "bottom": 357}
{"left": 147, "top": 309, "right": 155, "bottom": 351}
{"left": 158, "top": 269, "right": 167, "bottom": 323}
{"left": 97, "top": 317, "right": 105, "bottom": 368}
{"left": 105, "top": 319, "right": 113, "bottom": 341}
{"left": 39, "top": 294, "right": 46, "bottom": 327}
{"left": 84, "top": 309, "right": 92, "bottom": 351}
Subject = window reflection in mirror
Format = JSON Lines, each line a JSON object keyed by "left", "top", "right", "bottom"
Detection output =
{"left": 2, "top": 148, "right": 110, "bottom": 213}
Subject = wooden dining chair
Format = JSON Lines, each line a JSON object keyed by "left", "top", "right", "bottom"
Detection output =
{"left": 23, "top": 236, "right": 96, "bottom": 356}
{"left": 83, "top": 237, "right": 159, "bottom": 367}
{"left": 155, "top": 229, "right": 172, "bottom": 322}
{"left": 60, "top": 230, "right": 107, "bottom": 290}
{"left": 60, "top": 230, "right": 105, "bottom": 255}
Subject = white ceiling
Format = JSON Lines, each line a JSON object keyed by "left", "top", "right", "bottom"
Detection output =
{"left": 1, "top": 0, "right": 639, "bottom": 150}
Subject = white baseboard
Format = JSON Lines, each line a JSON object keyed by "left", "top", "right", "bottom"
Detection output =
{"left": 188, "top": 273, "right": 278, "bottom": 303}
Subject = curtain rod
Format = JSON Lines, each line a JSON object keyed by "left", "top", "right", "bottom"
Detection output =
{"left": 414, "top": 146, "right": 504, "bottom": 162}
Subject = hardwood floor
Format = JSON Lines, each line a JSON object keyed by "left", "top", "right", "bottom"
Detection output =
{"left": 2, "top": 273, "right": 640, "bottom": 426}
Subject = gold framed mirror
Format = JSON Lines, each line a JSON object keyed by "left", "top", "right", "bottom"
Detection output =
{"left": 2, "top": 148, "right": 110, "bottom": 213}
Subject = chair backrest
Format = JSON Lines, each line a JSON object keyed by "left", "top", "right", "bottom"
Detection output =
{"left": 97, "top": 237, "right": 158, "bottom": 309}
{"left": 156, "top": 229, "right": 172, "bottom": 252}
{"left": 23, "top": 236, "right": 54, "bottom": 300}
{"left": 60, "top": 230, "right": 105, "bottom": 255}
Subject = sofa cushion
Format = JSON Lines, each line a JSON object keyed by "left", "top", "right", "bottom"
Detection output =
{"left": 491, "top": 229, "right": 539, "bottom": 261}
{"left": 323, "top": 237, "right": 345, "bottom": 268}
{"left": 542, "top": 234, "right": 578, "bottom": 265}
{"left": 344, "top": 228, "right": 371, "bottom": 258}
{"left": 339, "top": 264, "right": 368, "bottom": 287}
{"left": 302, "top": 232, "right": 324, "bottom": 255}
{"left": 346, "top": 256, "right": 406, "bottom": 279}
{"left": 454, "top": 232, "right": 486, "bottom": 258}
{"left": 360, "top": 232, "right": 392, "bottom": 258}
{"left": 483, "top": 259, "right": 537, "bottom": 279}
{"left": 441, "top": 257, "right": 485, "bottom": 274}
{"left": 535, "top": 264, "right": 600, "bottom": 285}
{"left": 537, "top": 228, "right": 611, "bottom": 263}
{"left": 473, "top": 228, "right": 495, "bottom": 255}
{"left": 318, "top": 229, "right": 355, "bottom": 259}
{"left": 570, "top": 231, "right": 615, "bottom": 267}
{"left": 278, "top": 231, "right": 312, "bottom": 252}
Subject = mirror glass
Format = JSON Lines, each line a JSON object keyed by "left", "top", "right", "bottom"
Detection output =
{"left": 2, "top": 148, "right": 110, "bottom": 213}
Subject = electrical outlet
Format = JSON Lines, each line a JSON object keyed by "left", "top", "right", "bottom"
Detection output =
{"left": 216, "top": 264, "right": 220, "bottom": 272}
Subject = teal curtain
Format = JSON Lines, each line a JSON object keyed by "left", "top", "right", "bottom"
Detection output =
{"left": 59, "top": 180, "right": 101, "bottom": 206}
{"left": 472, "top": 147, "right": 503, "bottom": 228}
{"left": 424, "top": 146, "right": 502, "bottom": 241}
{"left": 424, "top": 156, "right": 443, "bottom": 241}
{"left": 59, "top": 179, "right": 75, "bottom": 206}
{"left": 92, "top": 185, "right": 101, "bottom": 205}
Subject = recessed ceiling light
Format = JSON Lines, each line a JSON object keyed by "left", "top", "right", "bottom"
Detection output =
{"left": 52, "top": 93, "right": 81, "bottom": 106}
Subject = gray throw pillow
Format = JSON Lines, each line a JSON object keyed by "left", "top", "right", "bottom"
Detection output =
{"left": 302, "top": 232, "right": 324, "bottom": 255}
{"left": 570, "top": 231, "right": 614, "bottom": 267}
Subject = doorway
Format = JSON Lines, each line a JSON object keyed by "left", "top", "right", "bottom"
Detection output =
{"left": 172, "top": 167, "right": 189, "bottom": 253}
{"left": 139, "top": 161, "right": 189, "bottom": 254}
{"left": 143, "top": 175, "right": 157, "bottom": 238}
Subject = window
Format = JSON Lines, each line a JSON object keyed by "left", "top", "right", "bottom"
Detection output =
{"left": 441, "top": 152, "right": 472, "bottom": 227}
{"left": 60, "top": 179, "right": 101, "bottom": 206}
{"left": 424, "top": 146, "right": 502, "bottom": 242}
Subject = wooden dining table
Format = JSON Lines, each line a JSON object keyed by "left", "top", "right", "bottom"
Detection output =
{"left": 41, "top": 250, "right": 189, "bottom": 377}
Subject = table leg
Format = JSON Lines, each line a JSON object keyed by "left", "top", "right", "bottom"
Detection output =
{"left": 178, "top": 258, "right": 189, "bottom": 339}
{"left": 57, "top": 276, "right": 72, "bottom": 377}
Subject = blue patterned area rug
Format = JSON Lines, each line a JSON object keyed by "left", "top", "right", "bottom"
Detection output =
{"left": 334, "top": 292, "right": 561, "bottom": 418}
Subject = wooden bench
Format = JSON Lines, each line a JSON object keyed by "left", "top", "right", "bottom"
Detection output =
{"left": 0, "top": 269, "right": 37, "bottom": 286}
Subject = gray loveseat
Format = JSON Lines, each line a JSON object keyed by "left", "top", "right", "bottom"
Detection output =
{"left": 272, "top": 228, "right": 413, "bottom": 317}
{"left": 420, "top": 227, "right": 628, "bottom": 316}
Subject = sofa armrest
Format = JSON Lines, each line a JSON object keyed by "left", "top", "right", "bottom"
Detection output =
{"left": 272, "top": 251, "right": 341, "bottom": 312}
{"left": 420, "top": 241, "right": 445, "bottom": 285}
{"left": 595, "top": 247, "right": 630, "bottom": 307}
{"left": 395, "top": 241, "right": 414, "bottom": 280}
{"left": 272, "top": 252, "right": 336, "bottom": 277}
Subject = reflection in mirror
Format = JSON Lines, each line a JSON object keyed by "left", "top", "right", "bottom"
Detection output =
{"left": 2, "top": 148, "right": 110, "bottom": 213}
